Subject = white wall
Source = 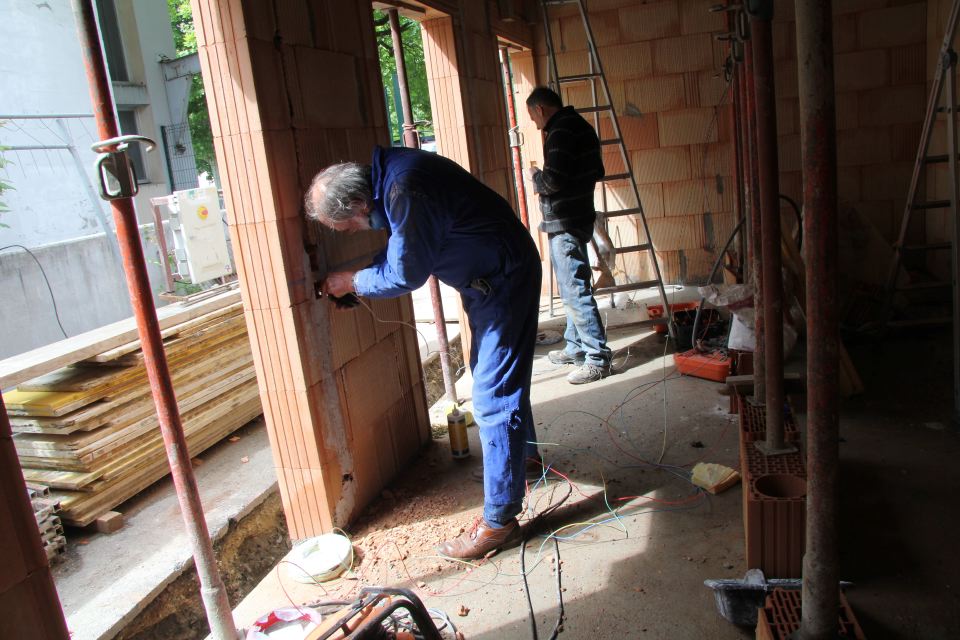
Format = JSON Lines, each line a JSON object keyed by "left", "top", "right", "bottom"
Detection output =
{"left": 0, "top": 226, "right": 172, "bottom": 360}
{"left": 0, "top": 0, "right": 199, "bottom": 359}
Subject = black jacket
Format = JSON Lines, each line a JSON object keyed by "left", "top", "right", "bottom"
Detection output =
{"left": 532, "top": 105, "right": 605, "bottom": 237}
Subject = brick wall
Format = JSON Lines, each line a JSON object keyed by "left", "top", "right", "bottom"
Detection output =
{"left": 924, "top": 0, "right": 957, "bottom": 279}
{"left": 530, "top": 0, "right": 735, "bottom": 285}
{"left": 192, "top": 0, "right": 429, "bottom": 539}
{"left": 772, "top": 0, "right": 929, "bottom": 245}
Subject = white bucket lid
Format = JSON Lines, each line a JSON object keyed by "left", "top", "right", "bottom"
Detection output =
{"left": 285, "top": 533, "right": 353, "bottom": 584}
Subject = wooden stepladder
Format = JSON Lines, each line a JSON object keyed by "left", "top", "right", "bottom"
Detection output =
{"left": 539, "top": 0, "right": 674, "bottom": 335}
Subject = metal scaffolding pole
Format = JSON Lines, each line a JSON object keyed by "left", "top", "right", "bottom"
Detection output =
{"left": 743, "top": 33, "right": 766, "bottom": 402}
{"left": 71, "top": 1, "right": 238, "bottom": 637}
{"left": 796, "top": 0, "right": 841, "bottom": 636}
{"left": 751, "top": 3, "right": 792, "bottom": 454}
{"left": 387, "top": 9, "right": 458, "bottom": 405}
{"left": 500, "top": 45, "right": 531, "bottom": 230}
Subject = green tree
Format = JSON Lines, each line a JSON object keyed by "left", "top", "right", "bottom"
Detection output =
{"left": 0, "top": 122, "right": 12, "bottom": 228}
{"left": 167, "top": 0, "right": 216, "bottom": 177}
{"left": 373, "top": 11, "right": 433, "bottom": 144}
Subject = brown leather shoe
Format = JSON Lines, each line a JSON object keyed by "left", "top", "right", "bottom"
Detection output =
{"left": 437, "top": 518, "right": 520, "bottom": 560}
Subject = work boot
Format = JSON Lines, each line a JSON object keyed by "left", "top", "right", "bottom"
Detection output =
{"left": 548, "top": 350, "right": 584, "bottom": 365}
{"left": 437, "top": 517, "right": 520, "bottom": 560}
{"left": 567, "top": 363, "right": 608, "bottom": 385}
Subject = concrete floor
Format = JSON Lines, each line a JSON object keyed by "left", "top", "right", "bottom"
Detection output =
{"left": 53, "top": 419, "right": 278, "bottom": 640}
{"left": 52, "top": 289, "right": 960, "bottom": 639}
{"left": 230, "top": 303, "right": 753, "bottom": 639}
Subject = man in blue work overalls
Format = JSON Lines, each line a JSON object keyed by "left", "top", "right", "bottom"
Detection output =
{"left": 305, "top": 146, "right": 542, "bottom": 559}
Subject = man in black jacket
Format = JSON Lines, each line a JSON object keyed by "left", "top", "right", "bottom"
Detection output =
{"left": 527, "top": 87, "right": 611, "bottom": 384}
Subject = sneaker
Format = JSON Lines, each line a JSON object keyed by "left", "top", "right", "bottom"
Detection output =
{"left": 566, "top": 363, "right": 608, "bottom": 385}
{"left": 548, "top": 350, "right": 584, "bottom": 365}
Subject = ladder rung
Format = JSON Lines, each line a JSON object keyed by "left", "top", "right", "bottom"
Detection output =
{"left": 575, "top": 105, "right": 613, "bottom": 114}
{"left": 936, "top": 106, "right": 960, "bottom": 112}
{"left": 888, "top": 317, "right": 953, "bottom": 328}
{"left": 595, "top": 280, "right": 662, "bottom": 296}
{"left": 924, "top": 154, "right": 960, "bottom": 164}
{"left": 896, "top": 281, "right": 951, "bottom": 291}
{"left": 604, "top": 207, "right": 643, "bottom": 218}
{"left": 558, "top": 73, "right": 601, "bottom": 83}
{"left": 912, "top": 199, "right": 952, "bottom": 210}
{"left": 600, "top": 173, "right": 631, "bottom": 182}
{"left": 902, "top": 242, "right": 952, "bottom": 251}
{"left": 600, "top": 139, "right": 621, "bottom": 146}
{"left": 543, "top": 0, "right": 577, "bottom": 4}
{"left": 615, "top": 244, "right": 653, "bottom": 254}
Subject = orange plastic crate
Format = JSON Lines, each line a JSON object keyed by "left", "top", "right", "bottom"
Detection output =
{"left": 673, "top": 349, "right": 731, "bottom": 382}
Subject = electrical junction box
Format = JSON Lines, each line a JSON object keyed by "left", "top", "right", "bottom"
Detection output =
{"left": 169, "top": 187, "right": 232, "bottom": 284}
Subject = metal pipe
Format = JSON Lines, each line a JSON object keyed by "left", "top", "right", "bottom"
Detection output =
{"left": 733, "top": 65, "right": 748, "bottom": 280}
{"left": 751, "top": 6, "right": 788, "bottom": 452}
{"left": 387, "top": 8, "right": 458, "bottom": 404}
{"left": 0, "top": 113, "right": 94, "bottom": 119}
{"left": 743, "top": 32, "right": 766, "bottom": 401}
{"left": 150, "top": 199, "right": 177, "bottom": 294}
{"left": 71, "top": 2, "right": 238, "bottom": 638}
{"left": 387, "top": 9, "right": 420, "bottom": 150}
{"left": 795, "top": 0, "right": 840, "bottom": 636}
{"left": 500, "top": 45, "right": 531, "bottom": 230}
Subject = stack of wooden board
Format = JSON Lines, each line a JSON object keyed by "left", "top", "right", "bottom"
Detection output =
{"left": 2, "top": 290, "right": 262, "bottom": 527}
{"left": 27, "top": 483, "right": 65, "bottom": 562}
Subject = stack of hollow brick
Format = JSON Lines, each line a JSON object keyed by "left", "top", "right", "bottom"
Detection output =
{"left": 756, "top": 588, "right": 866, "bottom": 640}
{"left": 26, "top": 484, "right": 65, "bottom": 563}
{"left": 737, "top": 393, "right": 806, "bottom": 579}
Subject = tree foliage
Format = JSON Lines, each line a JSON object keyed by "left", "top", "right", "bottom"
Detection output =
{"left": 0, "top": 122, "right": 12, "bottom": 228}
{"left": 373, "top": 11, "right": 433, "bottom": 143}
{"left": 167, "top": 0, "right": 215, "bottom": 178}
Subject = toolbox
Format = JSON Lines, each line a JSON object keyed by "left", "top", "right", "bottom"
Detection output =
{"left": 673, "top": 349, "right": 731, "bottom": 382}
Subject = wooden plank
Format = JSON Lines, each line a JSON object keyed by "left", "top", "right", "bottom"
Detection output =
{"left": 3, "top": 388, "right": 111, "bottom": 418}
{"left": 14, "top": 366, "right": 256, "bottom": 464}
{"left": 0, "top": 288, "right": 241, "bottom": 390}
{"left": 11, "top": 332, "right": 252, "bottom": 434}
{"left": 85, "top": 305, "right": 246, "bottom": 367}
{"left": 52, "top": 397, "right": 262, "bottom": 526}
{"left": 87, "top": 302, "right": 243, "bottom": 363}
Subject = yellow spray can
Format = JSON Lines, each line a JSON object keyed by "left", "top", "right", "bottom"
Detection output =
{"left": 447, "top": 407, "right": 470, "bottom": 459}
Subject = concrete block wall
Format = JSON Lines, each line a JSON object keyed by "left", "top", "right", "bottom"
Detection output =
{"left": 191, "top": 0, "right": 429, "bottom": 540}
{"left": 530, "top": 0, "right": 736, "bottom": 285}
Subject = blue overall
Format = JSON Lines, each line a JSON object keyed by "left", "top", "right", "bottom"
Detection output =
{"left": 353, "top": 146, "right": 542, "bottom": 526}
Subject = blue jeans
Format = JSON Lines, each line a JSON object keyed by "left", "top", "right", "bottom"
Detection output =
{"left": 461, "top": 249, "right": 542, "bottom": 527}
{"left": 549, "top": 231, "right": 611, "bottom": 367}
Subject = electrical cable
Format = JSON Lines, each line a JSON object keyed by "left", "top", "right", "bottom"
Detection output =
{"left": 0, "top": 244, "right": 68, "bottom": 338}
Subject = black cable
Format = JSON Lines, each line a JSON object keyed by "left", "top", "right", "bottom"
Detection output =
{"left": 519, "top": 478, "right": 572, "bottom": 640}
{"left": 0, "top": 244, "right": 68, "bottom": 338}
{"left": 520, "top": 539, "right": 539, "bottom": 640}
{"left": 547, "top": 536, "right": 564, "bottom": 640}
{"left": 778, "top": 193, "right": 803, "bottom": 250}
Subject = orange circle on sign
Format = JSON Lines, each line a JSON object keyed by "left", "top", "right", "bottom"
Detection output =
{"left": 197, "top": 205, "right": 209, "bottom": 220}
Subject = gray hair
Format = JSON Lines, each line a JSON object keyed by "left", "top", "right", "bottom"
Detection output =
{"left": 304, "top": 162, "right": 373, "bottom": 224}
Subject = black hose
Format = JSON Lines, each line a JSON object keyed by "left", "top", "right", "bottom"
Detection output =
{"left": 779, "top": 194, "right": 803, "bottom": 250}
